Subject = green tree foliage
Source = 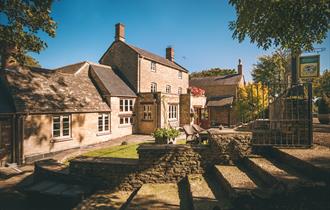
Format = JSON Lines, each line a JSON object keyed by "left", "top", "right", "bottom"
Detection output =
{"left": 229, "top": 0, "right": 330, "bottom": 54}
{"left": 314, "top": 70, "right": 330, "bottom": 98}
{"left": 190, "top": 68, "right": 237, "bottom": 78}
{"left": 235, "top": 82, "right": 268, "bottom": 122}
{"left": 252, "top": 49, "right": 290, "bottom": 85}
{"left": 0, "top": 0, "right": 57, "bottom": 68}
{"left": 24, "top": 55, "right": 40, "bottom": 67}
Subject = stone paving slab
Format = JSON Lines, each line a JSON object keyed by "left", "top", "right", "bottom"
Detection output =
{"left": 127, "top": 183, "right": 180, "bottom": 210}
{"left": 278, "top": 145, "right": 330, "bottom": 170}
{"left": 215, "top": 165, "right": 257, "bottom": 194}
{"left": 74, "top": 190, "right": 133, "bottom": 210}
{"left": 187, "top": 174, "right": 221, "bottom": 210}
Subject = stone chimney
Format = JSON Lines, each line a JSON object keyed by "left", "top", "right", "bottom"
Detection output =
{"left": 238, "top": 59, "right": 243, "bottom": 75}
{"left": 115, "top": 23, "right": 125, "bottom": 42}
{"left": 166, "top": 47, "right": 174, "bottom": 62}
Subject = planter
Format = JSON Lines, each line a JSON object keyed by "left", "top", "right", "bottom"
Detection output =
{"left": 318, "top": 114, "right": 330, "bottom": 124}
{"left": 155, "top": 137, "right": 176, "bottom": 144}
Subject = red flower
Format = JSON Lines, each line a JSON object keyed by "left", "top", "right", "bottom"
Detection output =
{"left": 189, "top": 86, "right": 205, "bottom": 96}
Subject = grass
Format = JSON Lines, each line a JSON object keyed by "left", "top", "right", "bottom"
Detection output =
{"left": 82, "top": 139, "right": 187, "bottom": 159}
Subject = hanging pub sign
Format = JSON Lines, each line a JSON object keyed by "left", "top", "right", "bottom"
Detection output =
{"left": 298, "top": 55, "right": 320, "bottom": 78}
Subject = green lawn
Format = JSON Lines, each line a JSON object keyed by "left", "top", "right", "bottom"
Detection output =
{"left": 82, "top": 139, "right": 187, "bottom": 159}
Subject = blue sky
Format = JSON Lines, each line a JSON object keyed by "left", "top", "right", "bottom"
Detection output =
{"left": 31, "top": 0, "right": 330, "bottom": 81}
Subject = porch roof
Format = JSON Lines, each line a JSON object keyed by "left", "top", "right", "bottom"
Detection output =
{"left": 207, "top": 96, "right": 234, "bottom": 107}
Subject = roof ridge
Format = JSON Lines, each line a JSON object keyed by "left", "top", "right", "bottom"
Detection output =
{"left": 88, "top": 62, "right": 112, "bottom": 69}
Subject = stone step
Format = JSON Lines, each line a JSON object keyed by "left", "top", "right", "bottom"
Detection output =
{"left": 244, "top": 157, "right": 304, "bottom": 190}
{"left": 270, "top": 146, "right": 330, "bottom": 184}
{"left": 187, "top": 174, "right": 221, "bottom": 210}
{"left": 214, "top": 165, "right": 258, "bottom": 201}
{"left": 127, "top": 183, "right": 180, "bottom": 210}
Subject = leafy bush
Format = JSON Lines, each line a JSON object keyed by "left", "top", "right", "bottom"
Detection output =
{"left": 152, "top": 128, "right": 180, "bottom": 139}
{"left": 317, "top": 97, "right": 330, "bottom": 114}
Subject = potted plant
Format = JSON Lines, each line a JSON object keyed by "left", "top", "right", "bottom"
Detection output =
{"left": 152, "top": 128, "right": 180, "bottom": 144}
{"left": 317, "top": 96, "right": 330, "bottom": 124}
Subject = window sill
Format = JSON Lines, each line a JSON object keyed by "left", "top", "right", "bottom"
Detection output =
{"left": 118, "top": 124, "right": 132, "bottom": 128}
{"left": 168, "top": 119, "right": 178, "bottom": 122}
{"left": 141, "top": 119, "right": 153, "bottom": 122}
{"left": 96, "top": 131, "right": 111, "bottom": 136}
{"left": 50, "top": 137, "right": 73, "bottom": 143}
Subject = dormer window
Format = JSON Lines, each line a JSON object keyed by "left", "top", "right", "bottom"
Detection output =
{"left": 151, "top": 61, "right": 156, "bottom": 72}
{"left": 178, "top": 71, "right": 182, "bottom": 79}
{"left": 166, "top": 85, "right": 171, "bottom": 93}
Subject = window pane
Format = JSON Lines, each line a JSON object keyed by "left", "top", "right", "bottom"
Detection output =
{"left": 125, "top": 100, "right": 129, "bottom": 111}
{"left": 129, "top": 100, "right": 133, "bottom": 111}
{"left": 53, "top": 123, "right": 60, "bottom": 130}
{"left": 53, "top": 130, "right": 60, "bottom": 137}
{"left": 120, "top": 118, "right": 124, "bottom": 124}
{"left": 125, "top": 118, "right": 129, "bottom": 124}
{"left": 120, "top": 100, "right": 123, "bottom": 112}
{"left": 63, "top": 128, "right": 70, "bottom": 136}
{"left": 104, "top": 115, "right": 109, "bottom": 131}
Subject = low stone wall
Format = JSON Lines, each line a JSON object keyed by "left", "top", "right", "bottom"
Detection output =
{"left": 69, "top": 131, "right": 252, "bottom": 191}
{"left": 208, "top": 129, "right": 252, "bottom": 164}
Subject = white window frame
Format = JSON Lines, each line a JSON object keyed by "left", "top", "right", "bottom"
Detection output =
{"left": 178, "top": 87, "right": 182, "bottom": 94}
{"left": 166, "top": 85, "right": 171, "bottom": 93}
{"left": 143, "top": 105, "right": 152, "bottom": 120}
{"left": 151, "top": 61, "right": 156, "bottom": 72}
{"left": 52, "top": 115, "right": 71, "bottom": 139}
{"left": 151, "top": 82, "right": 157, "bottom": 92}
{"left": 120, "top": 99, "right": 134, "bottom": 113}
{"left": 119, "top": 116, "right": 133, "bottom": 125}
{"left": 168, "top": 104, "right": 178, "bottom": 120}
{"left": 178, "top": 71, "right": 182, "bottom": 79}
{"left": 98, "top": 113, "right": 110, "bottom": 133}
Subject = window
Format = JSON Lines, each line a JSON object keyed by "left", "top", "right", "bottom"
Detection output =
{"left": 98, "top": 113, "right": 110, "bottom": 132}
{"left": 120, "top": 117, "right": 133, "bottom": 125}
{"left": 52, "top": 115, "right": 70, "bottom": 138}
{"left": 178, "top": 87, "right": 182, "bottom": 94}
{"left": 151, "top": 61, "right": 156, "bottom": 72}
{"left": 151, "top": 82, "right": 157, "bottom": 92}
{"left": 143, "top": 105, "right": 152, "bottom": 120}
{"left": 120, "top": 99, "right": 134, "bottom": 112}
{"left": 178, "top": 71, "right": 182, "bottom": 79}
{"left": 166, "top": 85, "right": 171, "bottom": 93}
{"left": 168, "top": 105, "right": 178, "bottom": 120}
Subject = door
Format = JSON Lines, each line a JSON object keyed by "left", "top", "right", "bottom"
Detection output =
{"left": 0, "top": 119, "right": 12, "bottom": 166}
{"left": 193, "top": 107, "right": 202, "bottom": 125}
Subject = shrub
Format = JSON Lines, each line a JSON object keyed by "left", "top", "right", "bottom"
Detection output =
{"left": 152, "top": 128, "right": 180, "bottom": 139}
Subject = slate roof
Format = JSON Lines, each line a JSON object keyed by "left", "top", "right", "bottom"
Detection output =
{"left": 90, "top": 63, "right": 136, "bottom": 97}
{"left": 0, "top": 76, "right": 15, "bottom": 114}
{"left": 190, "top": 74, "right": 243, "bottom": 87}
{"left": 127, "top": 44, "right": 188, "bottom": 72}
{"left": 207, "top": 96, "right": 234, "bottom": 107}
{"left": 4, "top": 63, "right": 110, "bottom": 114}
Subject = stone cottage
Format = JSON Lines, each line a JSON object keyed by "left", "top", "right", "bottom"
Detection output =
{"left": 0, "top": 62, "right": 137, "bottom": 165}
{"left": 190, "top": 60, "right": 245, "bottom": 127}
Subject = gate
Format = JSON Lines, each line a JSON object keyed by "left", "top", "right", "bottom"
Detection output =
{"left": 237, "top": 82, "right": 313, "bottom": 147}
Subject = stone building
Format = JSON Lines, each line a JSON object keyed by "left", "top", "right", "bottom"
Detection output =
{"left": 0, "top": 62, "right": 136, "bottom": 165}
{"left": 99, "top": 23, "right": 203, "bottom": 134}
{"left": 190, "top": 61, "right": 245, "bottom": 127}
{"left": 0, "top": 23, "right": 204, "bottom": 165}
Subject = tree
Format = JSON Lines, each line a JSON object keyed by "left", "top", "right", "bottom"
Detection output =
{"left": 0, "top": 0, "right": 57, "bottom": 69}
{"left": 229, "top": 0, "right": 330, "bottom": 83}
{"left": 235, "top": 82, "right": 268, "bottom": 123}
{"left": 190, "top": 68, "right": 236, "bottom": 78}
{"left": 252, "top": 49, "right": 290, "bottom": 85}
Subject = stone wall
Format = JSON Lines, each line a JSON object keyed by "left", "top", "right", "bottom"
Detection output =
{"left": 69, "top": 131, "right": 252, "bottom": 191}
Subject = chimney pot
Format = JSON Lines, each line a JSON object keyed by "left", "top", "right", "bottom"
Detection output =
{"left": 115, "top": 23, "right": 125, "bottom": 42}
{"left": 166, "top": 47, "right": 174, "bottom": 62}
{"left": 238, "top": 59, "right": 243, "bottom": 75}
